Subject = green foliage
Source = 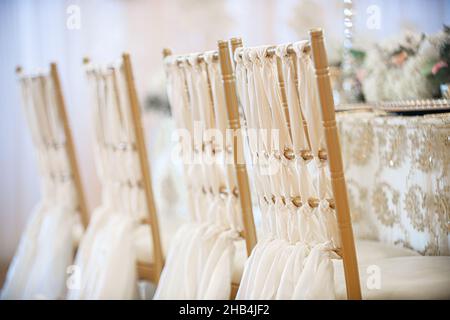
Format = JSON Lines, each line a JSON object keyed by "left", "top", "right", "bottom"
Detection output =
{"left": 349, "top": 48, "right": 366, "bottom": 62}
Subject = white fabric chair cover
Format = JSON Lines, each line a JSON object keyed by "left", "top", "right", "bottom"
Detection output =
{"left": 2, "top": 76, "right": 81, "bottom": 299}
{"left": 234, "top": 42, "right": 340, "bottom": 300}
{"left": 67, "top": 65, "right": 144, "bottom": 299}
{"left": 156, "top": 53, "right": 244, "bottom": 299}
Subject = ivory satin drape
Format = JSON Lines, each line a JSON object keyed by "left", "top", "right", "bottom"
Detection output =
{"left": 67, "top": 65, "right": 146, "bottom": 299}
{"left": 234, "top": 43, "right": 340, "bottom": 300}
{"left": 155, "top": 53, "right": 244, "bottom": 299}
{"left": 1, "top": 76, "right": 82, "bottom": 299}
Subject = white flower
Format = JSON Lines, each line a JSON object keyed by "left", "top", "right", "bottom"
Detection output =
{"left": 362, "top": 30, "right": 444, "bottom": 101}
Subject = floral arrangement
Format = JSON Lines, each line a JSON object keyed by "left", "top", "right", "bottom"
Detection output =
{"left": 361, "top": 26, "right": 450, "bottom": 102}
{"left": 424, "top": 26, "right": 450, "bottom": 96}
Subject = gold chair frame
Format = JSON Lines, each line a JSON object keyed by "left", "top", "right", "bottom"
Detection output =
{"left": 16, "top": 63, "right": 89, "bottom": 229}
{"left": 162, "top": 44, "right": 257, "bottom": 299}
{"left": 228, "top": 29, "right": 361, "bottom": 300}
{"left": 83, "top": 54, "right": 164, "bottom": 283}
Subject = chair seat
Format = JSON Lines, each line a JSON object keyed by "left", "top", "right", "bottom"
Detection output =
{"left": 353, "top": 239, "right": 420, "bottom": 262}
{"left": 334, "top": 240, "right": 449, "bottom": 299}
{"left": 134, "top": 215, "right": 186, "bottom": 264}
{"left": 334, "top": 255, "right": 450, "bottom": 299}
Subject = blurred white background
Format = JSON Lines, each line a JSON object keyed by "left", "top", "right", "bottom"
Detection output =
{"left": 0, "top": 0, "right": 449, "bottom": 283}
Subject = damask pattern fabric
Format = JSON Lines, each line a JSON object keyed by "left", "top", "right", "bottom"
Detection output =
{"left": 234, "top": 42, "right": 340, "bottom": 300}
{"left": 1, "top": 76, "right": 82, "bottom": 299}
{"left": 337, "top": 111, "right": 450, "bottom": 256}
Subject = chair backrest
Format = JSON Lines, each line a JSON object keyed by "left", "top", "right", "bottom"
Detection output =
{"left": 83, "top": 54, "right": 163, "bottom": 283}
{"left": 16, "top": 63, "right": 88, "bottom": 228}
{"left": 231, "top": 29, "right": 361, "bottom": 299}
{"left": 310, "top": 28, "right": 361, "bottom": 299}
{"left": 162, "top": 47, "right": 257, "bottom": 257}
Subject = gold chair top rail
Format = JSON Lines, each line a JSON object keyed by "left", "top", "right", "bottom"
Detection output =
{"left": 162, "top": 40, "right": 311, "bottom": 65}
{"left": 235, "top": 42, "right": 311, "bottom": 60}
{"left": 82, "top": 56, "right": 125, "bottom": 75}
{"left": 15, "top": 65, "right": 50, "bottom": 80}
{"left": 163, "top": 50, "right": 220, "bottom": 65}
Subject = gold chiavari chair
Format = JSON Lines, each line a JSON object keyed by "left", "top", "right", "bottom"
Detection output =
{"left": 162, "top": 44, "right": 257, "bottom": 299}
{"left": 2, "top": 63, "right": 88, "bottom": 299}
{"left": 83, "top": 54, "right": 164, "bottom": 284}
{"left": 16, "top": 63, "right": 89, "bottom": 230}
{"left": 230, "top": 29, "right": 361, "bottom": 299}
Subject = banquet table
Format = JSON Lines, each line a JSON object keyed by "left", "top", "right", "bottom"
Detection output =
{"left": 336, "top": 109, "right": 450, "bottom": 256}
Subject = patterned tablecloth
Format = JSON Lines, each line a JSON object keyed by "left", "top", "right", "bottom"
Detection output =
{"left": 337, "top": 111, "right": 450, "bottom": 255}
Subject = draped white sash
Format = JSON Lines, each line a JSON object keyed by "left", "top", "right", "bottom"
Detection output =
{"left": 68, "top": 65, "right": 145, "bottom": 299}
{"left": 156, "top": 53, "right": 244, "bottom": 299}
{"left": 2, "top": 76, "right": 81, "bottom": 299}
{"left": 235, "top": 43, "right": 340, "bottom": 300}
